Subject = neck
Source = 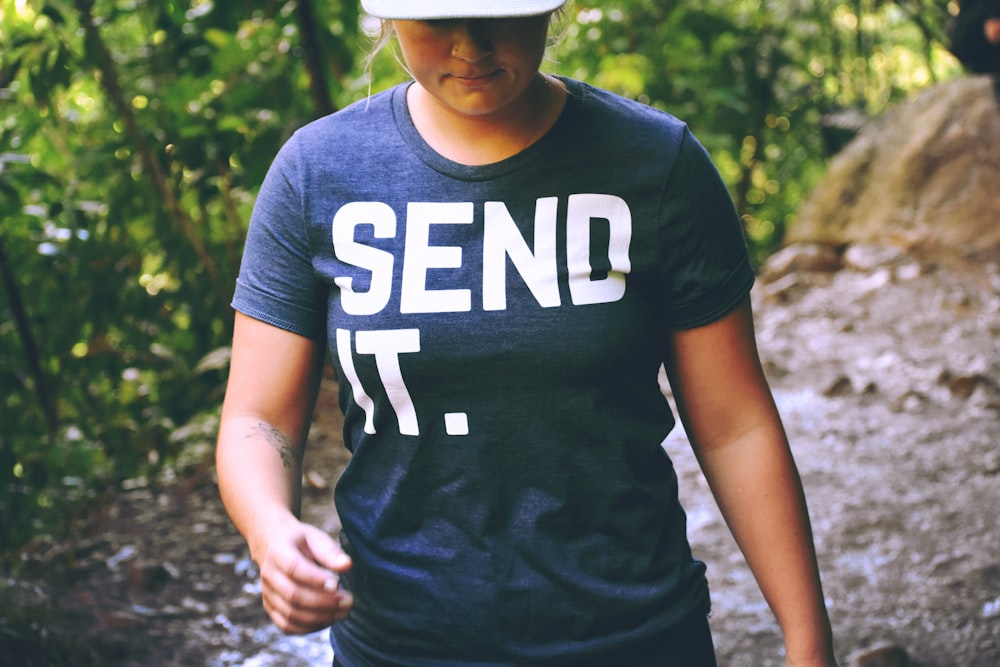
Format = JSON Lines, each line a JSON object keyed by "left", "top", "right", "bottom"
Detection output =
{"left": 407, "top": 74, "right": 567, "bottom": 166}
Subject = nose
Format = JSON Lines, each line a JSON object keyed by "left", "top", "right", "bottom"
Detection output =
{"left": 450, "top": 21, "right": 494, "bottom": 62}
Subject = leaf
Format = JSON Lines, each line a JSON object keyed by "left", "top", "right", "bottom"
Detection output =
{"left": 203, "top": 28, "right": 233, "bottom": 49}
{"left": 193, "top": 347, "right": 232, "bottom": 374}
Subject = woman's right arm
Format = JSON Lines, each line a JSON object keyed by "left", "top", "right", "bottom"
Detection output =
{"left": 216, "top": 312, "right": 354, "bottom": 634}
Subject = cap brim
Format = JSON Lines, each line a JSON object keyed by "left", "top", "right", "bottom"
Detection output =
{"left": 361, "top": 0, "right": 565, "bottom": 20}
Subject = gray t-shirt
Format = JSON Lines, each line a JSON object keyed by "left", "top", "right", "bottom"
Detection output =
{"left": 234, "top": 78, "right": 754, "bottom": 666}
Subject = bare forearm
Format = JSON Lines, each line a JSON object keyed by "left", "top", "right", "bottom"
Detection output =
{"left": 697, "top": 425, "right": 834, "bottom": 663}
{"left": 214, "top": 317, "right": 353, "bottom": 632}
{"left": 216, "top": 416, "right": 305, "bottom": 561}
{"left": 663, "top": 299, "right": 835, "bottom": 664}
{"left": 216, "top": 412, "right": 355, "bottom": 632}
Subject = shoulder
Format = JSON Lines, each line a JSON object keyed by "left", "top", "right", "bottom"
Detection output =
{"left": 266, "top": 84, "right": 408, "bottom": 182}
{"left": 560, "top": 77, "right": 689, "bottom": 144}
{"left": 553, "top": 78, "right": 717, "bottom": 183}
{"left": 283, "top": 84, "right": 404, "bottom": 158}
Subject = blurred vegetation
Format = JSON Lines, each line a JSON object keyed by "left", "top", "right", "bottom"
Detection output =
{"left": 0, "top": 0, "right": 960, "bottom": 554}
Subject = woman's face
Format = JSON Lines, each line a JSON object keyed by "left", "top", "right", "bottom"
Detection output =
{"left": 393, "top": 15, "right": 552, "bottom": 122}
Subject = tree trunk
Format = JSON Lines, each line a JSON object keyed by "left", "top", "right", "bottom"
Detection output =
{"left": 0, "top": 236, "right": 58, "bottom": 435}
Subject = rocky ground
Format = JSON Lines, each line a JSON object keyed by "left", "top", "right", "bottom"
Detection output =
{"left": 2, "top": 245, "right": 998, "bottom": 667}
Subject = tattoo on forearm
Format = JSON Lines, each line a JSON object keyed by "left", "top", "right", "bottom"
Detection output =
{"left": 249, "top": 422, "right": 300, "bottom": 471}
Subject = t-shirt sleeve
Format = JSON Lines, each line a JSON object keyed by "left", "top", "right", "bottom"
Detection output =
{"left": 231, "top": 137, "right": 328, "bottom": 340}
{"left": 657, "top": 128, "right": 755, "bottom": 330}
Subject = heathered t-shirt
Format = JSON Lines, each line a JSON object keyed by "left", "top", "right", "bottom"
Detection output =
{"left": 233, "top": 78, "right": 755, "bottom": 666}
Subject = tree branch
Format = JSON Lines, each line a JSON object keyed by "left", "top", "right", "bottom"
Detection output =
{"left": 72, "top": 0, "right": 221, "bottom": 286}
{"left": 0, "top": 236, "right": 58, "bottom": 435}
{"left": 296, "top": 0, "right": 339, "bottom": 118}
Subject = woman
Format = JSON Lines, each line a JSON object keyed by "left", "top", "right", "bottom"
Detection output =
{"left": 216, "top": 1, "right": 838, "bottom": 665}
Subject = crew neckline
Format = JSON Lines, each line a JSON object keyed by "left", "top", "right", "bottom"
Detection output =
{"left": 391, "top": 76, "right": 580, "bottom": 182}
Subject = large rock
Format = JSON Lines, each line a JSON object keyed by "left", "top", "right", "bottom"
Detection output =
{"left": 788, "top": 76, "right": 1000, "bottom": 261}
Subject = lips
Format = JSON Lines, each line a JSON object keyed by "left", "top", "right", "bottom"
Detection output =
{"left": 451, "top": 70, "right": 500, "bottom": 84}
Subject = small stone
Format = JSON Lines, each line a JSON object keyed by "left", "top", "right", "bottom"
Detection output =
{"left": 763, "top": 273, "right": 808, "bottom": 303}
{"left": 823, "top": 375, "right": 854, "bottom": 397}
{"left": 843, "top": 243, "right": 906, "bottom": 272}
{"left": 304, "top": 469, "right": 329, "bottom": 490}
{"left": 761, "top": 359, "right": 789, "bottom": 380}
{"left": 894, "top": 262, "right": 922, "bottom": 281}
{"left": 105, "top": 545, "right": 137, "bottom": 572}
{"left": 849, "top": 641, "right": 912, "bottom": 667}
{"left": 761, "top": 243, "right": 843, "bottom": 282}
{"left": 100, "top": 609, "right": 147, "bottom": 631}
{"left": 891, "top": 390, "right": 927, "bottom": 413}
{"left": 938, "top": 371, "right": 993, "bottom": 400}
{"left": 855, "top": 267, "right": 892, "bottom": 293}
{"left": 213, "top": 553, "right": 236, "bottom": 565}
{"left": 127, "top": 562, "right": 178, "bottom": 592}
{"left": 182, "top": 596, "right": 211, "bottom": 614}
{"left": 983, "top": 597, "right": 1000, "bottom": 618}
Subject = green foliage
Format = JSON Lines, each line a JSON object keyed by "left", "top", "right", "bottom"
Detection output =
{"left": 552, "top": 0, "right": 958, "bottom": 261}
{"left": 0, "top": 0, "right": 362, "bottom": 552}
{"left": 0, "top": 0, "right": 960, "bottom": 552}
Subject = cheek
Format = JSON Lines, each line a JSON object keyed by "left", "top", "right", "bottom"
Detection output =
{"left": 396, "top": 43, "right": 440, "bottom": 81}
{"left": 500, "top": 23, "right": 550, "bottom": 66}
{"left": 394, "top": 25, "right": 447, "bottom": 73}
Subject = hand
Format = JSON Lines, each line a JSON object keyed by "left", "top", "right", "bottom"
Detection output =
{"left": 257, "top": 518, "right": 354, "bottom": 634}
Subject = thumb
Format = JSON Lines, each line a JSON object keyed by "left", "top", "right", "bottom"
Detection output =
{"left": 302, "top": 524, "right": 352, "bottom": 574}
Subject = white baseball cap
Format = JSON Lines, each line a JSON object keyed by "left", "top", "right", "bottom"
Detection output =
{"left": 361, "top": 0, "right": 566, "bottom": 20}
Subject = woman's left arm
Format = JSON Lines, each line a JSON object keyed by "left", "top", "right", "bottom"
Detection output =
{"left": 663, "top": 296, "right": 837, "bottom": 667}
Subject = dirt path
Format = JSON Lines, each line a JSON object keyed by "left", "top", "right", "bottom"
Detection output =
{"left": 4, "top": 255, "right": 998, "bottom": 666}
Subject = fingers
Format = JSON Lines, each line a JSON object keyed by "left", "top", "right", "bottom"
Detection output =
{"left": 258, "top": 522, "right": 356, "bottom": 635}
{"left": 301, "top": 524, "right": 353, "bottom": 577}
{"left": 262, "top": 578, "right": 354, "bottom": 634}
